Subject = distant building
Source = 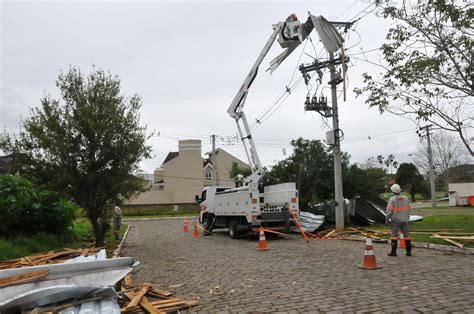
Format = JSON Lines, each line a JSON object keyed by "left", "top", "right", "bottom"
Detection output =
{"left": 126, "top": 139, "right": 249, "bottom": 207}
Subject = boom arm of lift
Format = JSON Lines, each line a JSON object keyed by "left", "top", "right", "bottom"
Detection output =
{"left": 226, "top": 22, "right": 285, "bottom": 188}
{"left": 226, "top": 15, "right": 315, "bottom": 188}
{"left": 225, "top": 14, "right": 345, "bottom": 190}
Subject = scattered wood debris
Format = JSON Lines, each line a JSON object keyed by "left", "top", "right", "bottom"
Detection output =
{"left": 0, "top": 247, "right": 103, "bottom": 269}
{"left": 431, "top": 233, "right": 465, "bottom": 248}
{"left": 118, "top": 275, "right": 199, "bottom": 313}
{"left": 303, "top": 227, "right": 387, "bottom": 243}
{"left": 0, "top": 269, "right": 49, "bottom": 288}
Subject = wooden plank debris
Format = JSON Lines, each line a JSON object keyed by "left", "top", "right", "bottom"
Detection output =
{"left": 125, "top": 286, "right": 150, "bottom": 309}
{"left": 350, "top": 227, "right": 382, "bottom": 240}
{"left": 124, "top": 274, "right": 133, "bottom": 287}
{"left": 0, "top": 269, "right": 49, "bottom": 288}
{"left": 432, "top": 233, "right": 465, "bottom": 248}
{"left": 138, "top": 296, "right": 162, "bottom": 314}
{"left": 324, "top": 230, "right": 336, "bottom": 239}
{"left": 0, "top": 247, "right": 103, "bottom": 269}
{"left": 118, "top": 276, "right": 199, "bottom": 313}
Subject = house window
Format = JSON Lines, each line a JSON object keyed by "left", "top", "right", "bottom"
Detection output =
{"left": 204, "top": 169, "right": 213, "bottom": 181}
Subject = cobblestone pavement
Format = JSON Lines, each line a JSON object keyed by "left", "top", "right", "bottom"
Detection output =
{"left": 121, "top": 220, "right": 474, "bottom": 313}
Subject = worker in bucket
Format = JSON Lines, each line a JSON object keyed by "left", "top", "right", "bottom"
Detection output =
{"left": 386, "top": 184, "right": 412, "bottom": 256}
{"left": 114, "top": 204, "right": 122, "bottom": 240}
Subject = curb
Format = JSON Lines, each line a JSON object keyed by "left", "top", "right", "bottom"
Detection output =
{"left": 122, "top": 215, "right": 199, "bottom": 222}
{"left": 411, "top": 242, "right": 474, "bottom": 255}
{"left": 113, "top": 224, "right": 130, "bottom": 258}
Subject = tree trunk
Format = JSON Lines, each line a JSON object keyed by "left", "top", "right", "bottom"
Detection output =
{"left": 89, "top": 213, "right": 107, "bottom": 247}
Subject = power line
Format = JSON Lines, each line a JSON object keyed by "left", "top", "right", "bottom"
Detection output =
{"left": 348, "top": 47, "right": 381, "bottom": 56}
{"left": 348, "top": 2, "right": 376, "bottom": 22}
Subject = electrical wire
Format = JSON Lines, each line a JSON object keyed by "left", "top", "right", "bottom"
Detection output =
{"left": 348, "top": 2, "right": 376, "bottom": 22}
{"left": 348, "top": 47, "right": 381, "bottom": 56}
{"left": 335, "top": 0, "right": 359, "bottom": 20}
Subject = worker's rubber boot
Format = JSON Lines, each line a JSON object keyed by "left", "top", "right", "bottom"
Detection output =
{"left": 387, "top": 239, "right": 397, "bottom": 257}
{"left": 406, "top": 239, "right": 412, "bottom": 256}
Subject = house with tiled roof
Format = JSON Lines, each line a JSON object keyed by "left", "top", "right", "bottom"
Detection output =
{"left": 126, "top": 139, "right": 249, "bottom": 207}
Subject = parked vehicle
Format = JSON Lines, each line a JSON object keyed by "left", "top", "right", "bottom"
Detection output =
{"left": 196, "top": 14, "right": 314, "bottom": 237}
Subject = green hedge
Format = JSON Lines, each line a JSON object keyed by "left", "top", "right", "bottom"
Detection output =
{"left": 0, "top": 175, "right": 78, "bottom": 237}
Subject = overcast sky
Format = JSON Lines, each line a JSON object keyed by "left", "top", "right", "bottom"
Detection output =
{"left": 1, "top": 0, "right": 455, "bottom": 173}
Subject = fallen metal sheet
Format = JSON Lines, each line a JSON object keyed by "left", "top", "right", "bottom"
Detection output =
{"left": 60, "top": 296, "right": 120, "bottom": 314}
{"left": 299, "top": 211, "right": 325, "bottom": 232}
{"left": 0, "top": 257, "right": 136, "bottom": 312}
{"left": 409, "top": 215, "right": 424, "bottom": 222}
{"left": 2, "top": 286, "right": 118, "bottom": 314}
{"left": 354, "top": 199, "right": 387, "bottom": 224}
{"left": 63, "top": 249, "right": 107, "bottom": 264}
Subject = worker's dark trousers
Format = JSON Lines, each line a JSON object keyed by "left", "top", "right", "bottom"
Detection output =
{"left": 406, "top": 239, "right": 412, "bottom": 256}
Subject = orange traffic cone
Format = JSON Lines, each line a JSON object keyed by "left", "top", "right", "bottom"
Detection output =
{"left": 358, "top": 235, "right": 382, "bottom": 270}
{"left": 399, "top": 233, "right": 406, "bottom": 248}
{"left": 257, "top": 229, "right": 268, "bottom": 251}
{"left": 183, "top": 219, "right": 189, "bottom": 233}
{"left": 193, "top": 222, "right": 199, "bottom": 238}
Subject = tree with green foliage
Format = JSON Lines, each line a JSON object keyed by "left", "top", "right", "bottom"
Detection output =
{"left": 0, "top": 67, "right": 152, "bottom": 245}
{"left": 376, "top": 154, "right": 399, "bottom": 174}
{"left": 229, "top": 161, "right": 252, "bottom": 181}
{"left": 343, "top": 165, "right": 387, "bottom": 200}
{"left": 262, "top": 138, "right": 387, "bottom": 211}
{"left": 395, "top": 163, "right": 426, "bottom": 201}
{"left": 262, "top": 138, "right": 337, "bottom": 211}
{"left": 354, "top": 0, "right": 473, "bottom": 155}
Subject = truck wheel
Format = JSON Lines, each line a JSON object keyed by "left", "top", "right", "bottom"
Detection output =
{"left": 203, "top": 214, "right": 213, "bottom": 232}
{"left": 228, "top": 220, "right": 239, "bottom": 239}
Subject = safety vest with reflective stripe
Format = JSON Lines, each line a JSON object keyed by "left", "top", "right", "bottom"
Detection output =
{"left": 386, "top": 194, "right": 411, "bottom": 223}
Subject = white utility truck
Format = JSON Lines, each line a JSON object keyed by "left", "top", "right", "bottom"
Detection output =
{"left": 196, "top": 14, "right": 319, "bottom": 237}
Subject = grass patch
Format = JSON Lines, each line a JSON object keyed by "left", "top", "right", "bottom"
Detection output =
{"left": 380, "top": 191, "right": 446, "bottom": 202}
{"left": 123, "top": 206, "right": 199, "bottom": 217}
{"left": 0, "top": 219, "right": 128, "bottom": 261}
{"left": 371, "top": 215, "right": 474, "bottom": 248}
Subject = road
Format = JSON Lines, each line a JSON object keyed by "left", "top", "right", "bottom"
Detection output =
{"left": 121, "top": 219, "right": 474, "bottom": 313}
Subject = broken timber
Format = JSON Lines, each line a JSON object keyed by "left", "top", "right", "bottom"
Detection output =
{"left": 119, "top": 276, "right": 199, "bottom": 313}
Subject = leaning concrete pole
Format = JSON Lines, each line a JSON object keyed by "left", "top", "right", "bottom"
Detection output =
{"left": 329, "top": 52, "right": 345, "bottom": 231}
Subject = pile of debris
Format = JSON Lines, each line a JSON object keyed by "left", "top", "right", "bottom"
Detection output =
{"left": 118, "top": 275, "right": 199, "bottom": 313}
{"left": 308, "top": 197, "right": 423, "bottom": 230}
{"left": 303, "top": 227, "right": 387, "bottom": 243}
{"left": 0, "top": 248, "right": 199, "bottom": 313}
{"left": 371, "top": 229, "right": 474, "bottom": 248}
{"left": 0, "top": 247, "right": 104, "bottom": 269}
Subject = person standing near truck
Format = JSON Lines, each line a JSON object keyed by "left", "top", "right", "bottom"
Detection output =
{"left": 114, "top": 204, "right": 122, "bottom": 240}
{"left": 386, "top": 184, "right": 412, "bottom": 257}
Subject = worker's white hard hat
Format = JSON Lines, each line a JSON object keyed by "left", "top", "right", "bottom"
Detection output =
{"left": 391, "top": 184, "right": 401, "bottom": 194}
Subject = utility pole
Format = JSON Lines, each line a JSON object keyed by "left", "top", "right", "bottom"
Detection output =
{"left": 210, "top": 135, "right": 219, "bottom": 185}
{"left": 329, "top": 52, "right": 345, "bottom": 231}
{"left": 299, "top": 52, "right": 348, "bottom": 231}
{"left": 298, "top": 18, "right": 352, "bottom": 231}
{"left": 418, "top": 125, "right": 436, "bottom": 207}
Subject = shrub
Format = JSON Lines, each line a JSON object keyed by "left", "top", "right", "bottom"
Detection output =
{"left": 0, "top": 175, "right": 78, "bottom": 237}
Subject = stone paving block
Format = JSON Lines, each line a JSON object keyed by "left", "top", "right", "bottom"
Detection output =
{"left": 121, "top": 220, "right": 474, "bottom": 313}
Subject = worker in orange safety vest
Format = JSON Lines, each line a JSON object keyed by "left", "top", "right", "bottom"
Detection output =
{"left": 386, "top": 184, "right": 412, "bottom": 257}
